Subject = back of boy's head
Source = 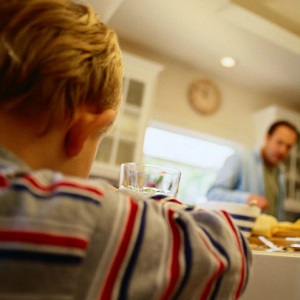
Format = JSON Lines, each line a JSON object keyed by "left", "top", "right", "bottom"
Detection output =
{"left": 0, "top": 0, "right": 123, "bottom": 125}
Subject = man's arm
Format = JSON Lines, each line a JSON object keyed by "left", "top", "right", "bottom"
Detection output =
{"left": 206, "top": 154, "right": 251, "bottom": 203}
{"left": 206, "top": 153, "right": 269, "bottom": 209}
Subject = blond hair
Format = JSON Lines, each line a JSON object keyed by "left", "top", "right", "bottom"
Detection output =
{"left": 0, "top": 0, "right": 123, "bottom": 124}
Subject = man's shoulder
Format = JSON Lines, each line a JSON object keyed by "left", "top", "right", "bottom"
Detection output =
{"left": 233, "top": 148, "right": 260, "bottom": 160}
{"left": 224, "top": 148, "right": 261, "bottom": 170}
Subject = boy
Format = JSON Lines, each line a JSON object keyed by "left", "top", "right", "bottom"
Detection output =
{"left": 0, "top": 0, "right": 251, "bottom": 299}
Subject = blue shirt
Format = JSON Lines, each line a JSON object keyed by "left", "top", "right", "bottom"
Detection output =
{"left": 206, "top": 148, "right": 286, "bottom": 220}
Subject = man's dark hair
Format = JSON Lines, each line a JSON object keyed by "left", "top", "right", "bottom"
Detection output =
{"left": 267, "top": 120, "right": 299, "bottom": 141}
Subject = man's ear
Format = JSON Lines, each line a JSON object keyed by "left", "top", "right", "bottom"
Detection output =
{"left": 65, "top": 109, "right": 116, "bottom": 157}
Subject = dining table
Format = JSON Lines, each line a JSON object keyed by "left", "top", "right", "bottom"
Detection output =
{"left": 240, "top": 250, "right": 300, "bottom": 300}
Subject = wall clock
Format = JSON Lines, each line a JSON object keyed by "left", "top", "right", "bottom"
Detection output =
{"left": 188, "top": 79, "right": 221, "bottom": 115}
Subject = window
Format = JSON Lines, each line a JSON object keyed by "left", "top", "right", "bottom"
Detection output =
{"left": 143, "top": 122, "right": 241, "bottom": 205}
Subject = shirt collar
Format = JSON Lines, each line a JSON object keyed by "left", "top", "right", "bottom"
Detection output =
{"left": 0, "top": 145, "right": 31, "bottom": 176}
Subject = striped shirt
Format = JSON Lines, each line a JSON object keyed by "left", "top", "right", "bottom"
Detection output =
{"left": 0, "top": 147, "right": 252, "bottom": 300}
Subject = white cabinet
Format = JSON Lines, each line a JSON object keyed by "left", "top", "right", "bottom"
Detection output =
{"left": 90, "top": 52, "right": 163, "bottom": 182}
{"left": 253, "top": 105, "right": 300, "bottom": 214}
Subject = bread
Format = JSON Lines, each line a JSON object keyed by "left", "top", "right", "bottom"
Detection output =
{"left": 251, "top": 215, "right": 300, "bottom": 238}
{"left": 251, "top": 214, "right": 278, "bottom": 238}
{"left": 273, "top": 220, "right": 300, "bottom": 237}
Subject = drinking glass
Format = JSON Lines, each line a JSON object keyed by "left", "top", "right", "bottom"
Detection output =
{"left": 119, "top": 162, "right": 181, "bottom": 197}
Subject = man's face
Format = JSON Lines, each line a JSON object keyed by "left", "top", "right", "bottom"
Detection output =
{"left": 262, "top": 125, "right": 298, "bottom": 167}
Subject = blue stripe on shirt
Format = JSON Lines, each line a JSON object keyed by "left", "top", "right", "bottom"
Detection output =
{"left": 201, "top": 227, "right": 231, "bottom": 300}
{"left": 172, "top": 216, "right": 192, "bottom": 299}
{"left": 0, "top": 249, "right": 83, "bottom": 264}
{"left": 119, "top": 202, "right": 147, "bottom": 299}
{"left": 240, "top": 231, "right": 250, "bottom": 288}
{"left": 10, "top": 183, "right": 101, "bottom": 205}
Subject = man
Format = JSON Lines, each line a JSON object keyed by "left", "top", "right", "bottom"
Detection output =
{"left": 0, "top": 0, "right": 251, "bottom": 299}
{"left": 206, "top": 120, "right": 299, "bottom": 221}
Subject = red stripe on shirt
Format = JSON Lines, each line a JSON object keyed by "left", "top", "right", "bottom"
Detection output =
{"left": 160, "top": 209, "right": 181, "bottom": 300}
{"left": 167, "top": 199, "right": 183, "bottom": 205}
{"left": 0, "top": 229, "right": 88, "bottom": 250}
{"left": 23, "top": 174, "right": 103, "bottom": 197}
{"left": 99, "top": 197, "right": 139, "bottom": 300}
{"left": 199, "top": 233, "right": 225, "bottom": 300}
{"left": 0, "top": 174, "right": 8, "bottom": 187}
{"left": 221, "top": 210, "right": 245, "bottom": 299}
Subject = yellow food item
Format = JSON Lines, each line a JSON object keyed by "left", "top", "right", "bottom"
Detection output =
{"left": 277, "top": 221, "right": 294, "bottom": 227}
{"left": 294, "top": 219, "right": 300, "bottom": 227}
{"left": 251, "top": 214, "right": 278, "bottom": 238}
{"left": 251, "top": 215, "right": 300, "bottom": 238}
{"left": 272, "top": 220, "right": 300, "bottom": 237}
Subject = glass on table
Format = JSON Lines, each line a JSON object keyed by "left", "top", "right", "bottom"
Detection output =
{"left": 119, "top": 162, "right": 181, "bottom": 197}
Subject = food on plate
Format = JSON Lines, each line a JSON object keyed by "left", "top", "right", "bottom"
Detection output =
{"left": 251, "top": 215, "right": 300, "bottom": 238}
{"left": 272, "top": 219, "right": 300, "bottom": 237}
{"left": 251, "top": 214, "right": 278, "bottom": 237}
{"left": 250, "top": 215, "right": 300, "bottom": 251}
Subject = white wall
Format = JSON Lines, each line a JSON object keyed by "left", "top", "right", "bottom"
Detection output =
{"left": 86, "top": 0, "right": 124, "bottom": 22}
{"left": 119, "top": 40, "right": 300, "bottom": 148}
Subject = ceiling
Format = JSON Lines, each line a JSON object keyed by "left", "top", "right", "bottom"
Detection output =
{"left": 88, "top": 0, "right": 300, "bottom": 107}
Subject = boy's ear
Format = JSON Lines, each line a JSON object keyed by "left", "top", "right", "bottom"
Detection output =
{"left": 65, "top": 109, "right": 116, "bottom": 158}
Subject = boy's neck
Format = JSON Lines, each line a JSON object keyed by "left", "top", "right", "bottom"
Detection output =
{"left": 0, "top": 113, "right": 64, "bottom": 170}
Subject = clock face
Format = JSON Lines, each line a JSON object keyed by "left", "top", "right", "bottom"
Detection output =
{"left": 188, "top": 79, "right": 221, "bottom": 115}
